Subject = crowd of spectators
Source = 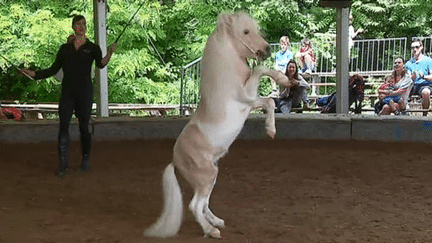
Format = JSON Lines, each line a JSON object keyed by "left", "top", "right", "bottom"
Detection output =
{"left": 271, "top": 31, "right": 431, "bottom": 116}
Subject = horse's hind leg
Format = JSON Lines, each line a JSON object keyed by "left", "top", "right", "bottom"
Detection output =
{"left": 188, "top": 165, "right": 222, "bottom": 238}
{"left": 203, "top": 177, "right": 225, "bottom": 228}
{"left": 189, "top": 191, "right": 221, "bottom": 238}
{"left": 204, "top": 203, "right": 225, "bottom": 228}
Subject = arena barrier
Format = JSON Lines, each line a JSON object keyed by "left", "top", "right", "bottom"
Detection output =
{"left": 2, "top": 114, "right": 432, "bottom": 144}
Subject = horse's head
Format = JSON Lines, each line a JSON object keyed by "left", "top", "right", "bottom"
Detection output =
{"left": 217, "top": 12, "right": 270, "bottom": 62}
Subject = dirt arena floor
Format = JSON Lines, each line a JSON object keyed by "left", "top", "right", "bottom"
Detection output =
{"left": 2, "top": 138, "right": 432, "bottom": 243}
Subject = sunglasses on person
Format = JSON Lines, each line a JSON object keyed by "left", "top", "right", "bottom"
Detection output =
{"left": 411, "top": 45, "right": 421, "bottom": 50}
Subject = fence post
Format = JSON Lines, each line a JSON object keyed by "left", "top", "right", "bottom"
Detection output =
{"left": 335, "top": 7, "right": 350, "bottom": 114}
{"left": 180, "top": 66, "right": 185, "bottom": 115}
{"left": 93, "top": 0, "right": 109, "bottom": 117}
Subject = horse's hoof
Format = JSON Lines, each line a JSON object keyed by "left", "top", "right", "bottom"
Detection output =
{"left": 267, "top": 129, "right": 276, "bottom": 139}
{"left": 205, "top": 228, "right": 221, "bottom": 239}
{"left": 214, "top": 219, "right": 225, "bottom": 228}
{"left": 218, "top": 221, "right": 226, "bottom": 228}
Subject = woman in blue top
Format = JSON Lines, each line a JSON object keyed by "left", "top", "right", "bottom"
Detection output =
{"left": 21, "top": 15, "right": 117, "bottom": 176}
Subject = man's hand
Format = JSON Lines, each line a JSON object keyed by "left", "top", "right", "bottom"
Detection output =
{"left": 412, "top": 70, "right": 417, "bottom": 81}
{"left": 109, "top": 43, "right": 117, "bottom": 54}
{"left": 19, "top": 68, "right": 35, "bottom": 78}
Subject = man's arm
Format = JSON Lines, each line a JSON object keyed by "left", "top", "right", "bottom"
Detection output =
{"left": 101, "top": 44, "right": 117, "bottom": 67}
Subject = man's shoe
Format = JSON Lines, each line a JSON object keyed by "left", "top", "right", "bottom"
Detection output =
{"left": 55, "top": 167, "right": 69, "bottom": 177}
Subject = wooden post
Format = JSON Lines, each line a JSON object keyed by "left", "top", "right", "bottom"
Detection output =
{"left": 311, "top": 74, "right": 320, "bottom": 96}
{"left": 336, "top": 7, "right": 350, "bottom": 114}
{"left": 320, "top": 0, "right": 352, "bottom": 114}
{"left": 93, "top": 0, "right": 109, "bottom": 117}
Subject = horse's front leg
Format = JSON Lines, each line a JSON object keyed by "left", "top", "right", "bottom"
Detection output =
{"left": 252, "top": 97, "right": 276, "bottom": 139}
{"left": 240, "top": 66, "right": 287, "bottom": 139}
{"left": 242, "top": 66, "right": 289, "bottom": 99}
{"left": 248, "top": 66, "right": 290, "bottom": 89}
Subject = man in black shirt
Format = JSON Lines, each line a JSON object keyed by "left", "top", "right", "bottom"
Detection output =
{"left": 21, "top": 15, "right": 117, "bottom": 176}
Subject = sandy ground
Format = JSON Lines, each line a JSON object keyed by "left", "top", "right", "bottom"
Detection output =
{"left": 2, "top": 138, "right": 432, "bottom": 243}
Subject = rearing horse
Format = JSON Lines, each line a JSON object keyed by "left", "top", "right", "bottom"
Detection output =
{"left": 144, "top": 11, "right": 290, "bottom": 239}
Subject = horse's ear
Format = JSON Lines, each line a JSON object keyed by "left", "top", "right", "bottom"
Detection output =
{"left": 235, "top": 11, "right": 249, "bottom": 19}
{"left": 217, "top": 13, "right": 233, "bottom": 32}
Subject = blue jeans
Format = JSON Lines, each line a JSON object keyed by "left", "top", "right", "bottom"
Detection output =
{"left": 382, "top": 95, "right": 401, "bottom": 105}
{"left": 411, "top": 83, "right": 432, "bottom": 96}
{"left": 275, "top": 86, "right": 308, "bottom": 114}
{"left": 301, "top": 62, "right": 315, "bottom": 72}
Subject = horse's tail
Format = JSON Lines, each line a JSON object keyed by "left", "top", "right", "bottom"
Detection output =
{"left": 143, "top": 163, "right": 183, "bottom": 238}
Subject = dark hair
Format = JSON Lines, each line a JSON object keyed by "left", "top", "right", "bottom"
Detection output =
{"left": 285, "top": 59, "right": 299, "bottom": 79}
{"left": 394, "top": 56, "right": 405, "bottom": 63}
{"left": 301, "top": 38, "right": 311, "bottom": 46}
{"left": 412, "top": 38, "right": 423, "bottom": 46}
{"left": 72, "top": 15, "right": 85, "bottom": 26}
{"left": 392, "top": 56, "right": 406, "bottom": 77}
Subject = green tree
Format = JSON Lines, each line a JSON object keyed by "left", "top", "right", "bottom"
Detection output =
{"left": 351, "top": 0, "right": 432, "bottom": 39}
{"left": 1, "top": 0, "right": 431, "bottom": 104}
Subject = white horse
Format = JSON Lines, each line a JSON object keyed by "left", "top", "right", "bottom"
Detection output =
{"left": 144, "top": 12, "right": 290, "bottom": 239}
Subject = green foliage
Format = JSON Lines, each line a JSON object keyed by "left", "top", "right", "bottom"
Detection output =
{"left": 108, "top": 48, "right": 179, "bottom": 103}
{"left": 352, "top": 0, "right": 432, "bottom": 39}
{"left": 1, "top": 0, "right": 431, "bottom": 104}
{"left": 109, "top": 76, "right": 179, "bottom": 104}
{"left": 0, "top": 2, "right": 80, "bottom": 102}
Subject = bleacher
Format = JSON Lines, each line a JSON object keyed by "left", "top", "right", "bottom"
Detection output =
{"left": 0, "top": 102, "right": 180, "bottom": 120}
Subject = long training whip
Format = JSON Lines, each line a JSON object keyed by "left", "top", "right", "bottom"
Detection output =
{"left": 113, "top": 1, "right": 146, "bottom": 44}
{"left": 111, "top": 1, "right": 166, "bottom": 65}
{"left": 0, "top": 54, "right": 34, "bottom": 80}
{"left": 148, "top": 37, "right": 166, "bottom": 65}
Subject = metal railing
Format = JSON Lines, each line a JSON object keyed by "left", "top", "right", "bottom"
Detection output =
{"left": 350, "top": 37, "right": 407, "bottom": 75}
{"left": 180, "top": 57, "right": 202, "bottom": 115}
{"left": 180, "top": 36, "right": 426, "bottom": 112}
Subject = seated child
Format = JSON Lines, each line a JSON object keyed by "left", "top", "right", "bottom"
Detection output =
{"left": 379, "top": 76, "right": 400, "bottom": 102}
{"left": 296, "top": 38, "right": 317, "bottom": 74}
{"left": 376, "top": 75, "right": 403, "bottom": 114}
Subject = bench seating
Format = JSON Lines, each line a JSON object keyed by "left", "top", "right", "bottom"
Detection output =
{"left": 0, "top": 103, "right": 180, "bottom": 119}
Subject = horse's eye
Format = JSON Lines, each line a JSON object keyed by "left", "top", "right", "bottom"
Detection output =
{"left": 244, "top": 29, "right": 249, "bottom": 35}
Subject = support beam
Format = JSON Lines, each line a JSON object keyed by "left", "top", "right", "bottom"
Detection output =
{"left": 93, "top": 0, "right": 109, "bottom": 117}
{"left": 321, "top": 0, "right": 352, "bottom": 114}
{"left": 336, "top": 7, "right": 350, "bottom": 114}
